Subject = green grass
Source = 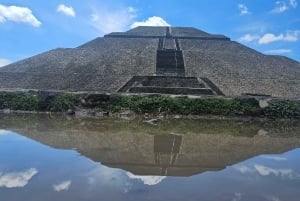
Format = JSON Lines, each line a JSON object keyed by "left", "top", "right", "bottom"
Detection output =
{"left": 108, "top": 95, "right": 260, "bottom": 116}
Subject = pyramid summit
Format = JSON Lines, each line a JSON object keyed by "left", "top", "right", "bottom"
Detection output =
{"left": 0, "top": 26, "right": 299, "bottom": 97}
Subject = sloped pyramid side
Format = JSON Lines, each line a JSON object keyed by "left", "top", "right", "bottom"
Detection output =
{"left": 0, "top": 26, "right": 299, "bottom": 97}
{"left": 0, "top": 37, "right": 158, "bottom": 91}
{"left": 181, "top": 39, "right": 300, "bottom": 97}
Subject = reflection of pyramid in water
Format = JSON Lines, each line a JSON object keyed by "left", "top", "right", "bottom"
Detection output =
{"left": 154, "top": 135, "right": 183, "bottom": 176}
{"left": 6, "top": 119, "right": 300, "bottom": 177}
{"left": 91, "top": 133, "right": 300, "bottom": 176}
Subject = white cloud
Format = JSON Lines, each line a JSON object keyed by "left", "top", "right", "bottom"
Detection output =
{"left": 53, "top": 180, "right": 71, "bottom": 192}
{"left": 126, "top": 172, "right": 166, "bottom": 185}
{"left": 86, "top": 166, "right": 133, "bottom": 193}
{"left": 131, "top": 16, "right": 170, "bottom": 28}
{"left": 254, "top": 164, "right": 295, "bottom": 178}
{"left": 239, "top": 31, "right": 300, "bottom": 45}
{"left": 0, "top": 168, "right": 38, "bottom": 188}
{"left": 0, "top": 4, "right": 41, "bottom": 27}
{"left": 259, "top": 33, "right": 283, "bottom": 44}
{"left": 268, "top": 196, "right": 282, "bottom": 201}
{"left": 57, "top": 4, "right": 75, "bottom": 17}
{"left": 90, "top": 6, "right": 137, "bottom": 34}
{"left": 284, "top": 31, "right": 300, "bottom": 41}
{"left": 265, "top": 49, "right": 292, "bottom": 54}
{"left": 238, "top": 4, "right": 250, "bottom": 15}
{"left": 87, "top": 166, "right": 124, "bottom": 186}
{"left": 258, "top": 31, "right": 300, "bottom": 44}
{"left": 0, "top": 58, "right": 11, "bottom": 67}
{"left": 235, "top": 165, "right": 255, "bottom": 174}
{"left": 289, "top": 0, "right": 298, "bottom": 8}
{"left": 238, "top": 34, "right": 260, "bottom": 43}
{"left": 235, "top": 22, "right": 270, "bottom": 33}
{"left": 0, "top": 129, "right": 9, "bottom": 135}
{"left": 127, "top": 7, "right": 137, "bottom": 13}
{"left": 235, "top": 164, "right": 299, "bottom": 179}
{"left": 261, "top": 156, "right": 288, "bottom": 161}
{"left": 232, "top": 192, "right": 242, "bottom": 201}
{"left": 272, "top": 1, "right": 289, "bottom": 13}
{"left": 271, "top": 0, "right": 298, "bottom": 13}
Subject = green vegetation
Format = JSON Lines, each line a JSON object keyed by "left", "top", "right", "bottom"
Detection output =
{"left": 48, "top": 93, "right": 78, "bottom": 112}
{"left": 109, "top": 95, "right": 259, "bottom": 115}
{"left": 0, "top": 92, "right": 39, "bottom": 111}
{"left": 0, "top": 92, "right": 78, "bottom": 112}
{"left": 263, "top": 100, "right": 300, "bottom": 119}
{"left": 0, "top": 91, "right": 300, "bottom": 119}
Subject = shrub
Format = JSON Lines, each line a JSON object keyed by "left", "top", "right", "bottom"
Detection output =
{"left": 107, "top": 95, "right": 260, "bottom": 116}
{"left": 263, "top": 100, "right": 300, "bottom": 119}
{"left": 48, "top": 93, "right": 78, "bottom": 112}
{"left": 0, "top": 92, "right": 39, "bottom": 111}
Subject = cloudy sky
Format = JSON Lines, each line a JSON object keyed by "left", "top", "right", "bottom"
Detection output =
{"left": 0, "top": 0, "right": 299, "bottom": 67}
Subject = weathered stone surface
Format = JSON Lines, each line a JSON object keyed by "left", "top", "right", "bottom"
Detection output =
{"left": 0, "top": 26, "right": 299, "bottom": 98}
{"left": 0, "top": 38, "right": 157, "bottom": 92}
{"left": 181, "top": 39, "right": 300, "bottom": 97}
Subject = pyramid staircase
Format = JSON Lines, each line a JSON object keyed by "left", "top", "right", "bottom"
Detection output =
{"left": 118, "top": 27, "right": 224, "bottom": 96}
{"left": 156, "top": 50, "right": 185, "bottom": 77}
{"left": 118, "top": 76, "right": 223, "bottom": 95}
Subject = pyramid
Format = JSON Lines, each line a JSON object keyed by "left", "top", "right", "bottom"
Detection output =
{"left": 0, "top": 26, "right": 299, "bottom": 97}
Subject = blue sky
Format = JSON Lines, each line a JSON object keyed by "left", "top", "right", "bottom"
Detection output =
{"left": 0, "top": 0, "right": 300, "bottom": 67}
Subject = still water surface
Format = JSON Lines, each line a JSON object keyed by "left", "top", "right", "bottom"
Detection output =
{"left": 0, "top": 114, "right": 300, "bottom": 201}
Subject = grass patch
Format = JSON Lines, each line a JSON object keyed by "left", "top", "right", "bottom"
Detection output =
{"left": 108, "top": 95, "right": 260, "bottom": 116}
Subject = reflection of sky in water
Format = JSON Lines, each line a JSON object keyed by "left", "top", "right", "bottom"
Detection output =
{"left": 126, "top": 172, "right": 166, "bottom": 185}
{"left": 53, "top": 180, "right": 72, "bottom": 192}
{"left": 0, "top": 130, "right": 300, "bottom": 201}
{"left": 0, "top": 129, "right": 9, "bottom": 135}
{"left": 0, "top": 168, "right": 37, "bottom": 188}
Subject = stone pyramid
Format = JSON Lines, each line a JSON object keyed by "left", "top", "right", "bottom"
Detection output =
{"left": 0, "top": 26, "right": 299, "bottom": 97}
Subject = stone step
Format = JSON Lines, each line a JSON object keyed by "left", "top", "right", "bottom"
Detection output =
{"left": 140, "top": 76, "right": 205, "bottom": 88}
{"left": 128, "top": 86, "right": 215, "bottom": 95}
{"left": 200, "top": 77, "right": 225, "bottom": 96}
{"left": 118, "top": 76, "right": 224, "bottom": 96}
{"left": 155, "top": 69, "right": 185, "bottom": 77}
{"left": 158, "top": 38, "right": 164, "bottom": 49}
{"left": 156, "top": 50, "right": 185, "bottom": 76}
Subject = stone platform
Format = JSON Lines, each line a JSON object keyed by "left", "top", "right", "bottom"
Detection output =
{"left": 118, "top": 76, "right": 224, "bottom": 96}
